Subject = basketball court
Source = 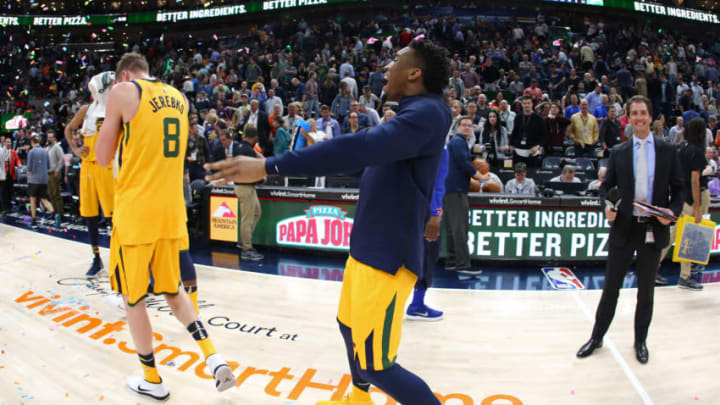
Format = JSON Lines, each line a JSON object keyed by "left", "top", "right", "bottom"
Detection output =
{"left": 1, "top": 223, "right": 719, "bottom": 404}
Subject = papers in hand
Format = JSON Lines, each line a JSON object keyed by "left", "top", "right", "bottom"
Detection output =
{"left": 632, "top": 200, "right": 677, "bottom": 222}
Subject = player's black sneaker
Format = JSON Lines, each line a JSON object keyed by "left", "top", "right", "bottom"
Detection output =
{"left": 86, "top": 257, "right": 104, "bottom": 279}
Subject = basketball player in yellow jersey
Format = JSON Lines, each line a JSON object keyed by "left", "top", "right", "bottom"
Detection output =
{"left": 96, "top": 53, "right": 236, "bottom": 400}
{"left": 64, "top": 71, "right": 116, "bottom": 279}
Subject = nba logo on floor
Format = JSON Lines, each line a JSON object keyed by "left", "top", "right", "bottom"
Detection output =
{"left": 541, "top": 268, "right": 585, "bottom": 290}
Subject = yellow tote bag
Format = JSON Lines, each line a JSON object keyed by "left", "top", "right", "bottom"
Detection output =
{"left": 673, "top": 216, "right": 716, "bottom": 265}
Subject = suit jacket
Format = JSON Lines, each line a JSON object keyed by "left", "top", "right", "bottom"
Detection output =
{"left": 4, "top": 149, "right": 21, "bottom": 180}
{"left": 601, "top": 135, "right": 685, "bottom": 249}
{"left": 659, "top": 81, "right": 675, "bottom": 104}
{"left": 211, "top": 140, "right": 242, "bottom": 163}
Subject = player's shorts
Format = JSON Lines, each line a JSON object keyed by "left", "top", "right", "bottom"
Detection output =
{"left": 109, "top": 227, "right": 182, "bottom": 307}
{"left": 27, "top": 183, "right": 48, "bottom": 199}
{"left": 337, "top": 255, "right": 417, "bottom": 372}
{"left": 79, "top": 160, "right": 115, "bottom": 218}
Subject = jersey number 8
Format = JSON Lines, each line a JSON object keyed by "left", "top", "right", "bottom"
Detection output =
{"left": 163, "top": 117, "right": 180, "bottom": 158}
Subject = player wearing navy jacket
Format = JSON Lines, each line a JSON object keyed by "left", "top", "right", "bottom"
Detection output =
{"left": 406, "top": 147, "right": 448, "bottom": 321}
{"left": 206, "top": 40, "right": 450, "bottom": 405}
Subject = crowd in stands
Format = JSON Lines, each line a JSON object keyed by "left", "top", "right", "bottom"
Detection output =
{"left": 3, "top": 6, "right": 720, "bottom": 222}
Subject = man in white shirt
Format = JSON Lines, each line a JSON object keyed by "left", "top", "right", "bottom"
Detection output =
{"left": 283, "top": 102, "right": 301, "bottom": 132}
{"left": 587, "top": 166, "right": 607, "bottom": 190}
{"left": 676, "top": 77, "right": 689, "bottom": 105}
{"left": 246, "top": 100, "right": 260, "bottom": 127}
{"left": 264, "top": 88, "right": 283, "bottom": 117}
{"left": 669, "top": 116, "right": 684, "bottom": 145}
{"left": 499, "top": 100, "right": 516, "bottom": 135}
{"left": 358, "top": 104, "right": 380, "bottom": 127}
{"left": 340, "top": 71, "right": 358, "bottom": 100}
{"left": 316, "top": 105, "right": 340, "bottom": 139}
{"left": 339, "top": 57, "right": 355, "bottom": 80}
{"left": 550, "top": 165, "right": 582, "bottom": 183}
{"left": 691, "top": 79, "right": 704, "bottom": 109}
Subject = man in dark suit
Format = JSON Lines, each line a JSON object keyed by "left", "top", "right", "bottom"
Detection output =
{"left": 577, "top": 95, "right": 685, "bottom": 364}
{"left": 647, "top": 71, "right": 661, "bottom": 119}
{"left": 658, "top": 74, "right": 675, "bottom": 121}
{"left": 211, "top": 121, "right": 241, "bottom": 163}
{"left": 240, "top": 99, "right": 271, "bottom": 156}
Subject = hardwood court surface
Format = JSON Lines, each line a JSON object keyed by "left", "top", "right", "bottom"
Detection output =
{"left": 1, "top": 223, "right": 719, "bottom": 404}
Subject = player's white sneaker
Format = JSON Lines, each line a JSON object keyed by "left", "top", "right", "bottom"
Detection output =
{"left": 205, "top": 353, "right": 236, "bottom": 392}
{"left": 107, "top": 294, "right": 126, "bottom": 315}
{"left": 125, "top": 375, "right": 169, "bottom": 401}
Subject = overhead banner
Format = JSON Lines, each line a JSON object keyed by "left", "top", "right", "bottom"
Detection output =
{"left": 543, "top": 0, "right": 720, "bottom": 24}
{"left": 1, "top": 0, "right": 366, "bottom": 27}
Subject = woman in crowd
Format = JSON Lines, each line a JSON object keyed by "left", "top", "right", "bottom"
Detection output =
{"left": 272, "top": 116, "right": 291, "bottom": 155}
{"left": 331, "top": 81, "right": 352, "bottom": 123}
{"left": 480, "top": 109, "right": 510, "bottom": 164}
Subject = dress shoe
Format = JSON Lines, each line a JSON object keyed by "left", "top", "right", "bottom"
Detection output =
{"left": 635, "top": 341, "right": 649, "bottom": 364}
{"left": 655, "top": 274, "right": 669, "bottom": 285}
{"left": 577, "top": 338, "right": 603, "bottom": 358}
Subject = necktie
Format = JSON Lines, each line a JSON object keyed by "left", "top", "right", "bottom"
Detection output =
{"left": 635, "top": 139, "right": 648, "bottom": 206}
{"left": 325, "top": 120, "right": 332, "bottom": 140}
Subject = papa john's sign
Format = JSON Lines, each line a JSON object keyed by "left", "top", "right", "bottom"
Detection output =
{"left": 276, "top": 205, "right": 353, "bottom": 250}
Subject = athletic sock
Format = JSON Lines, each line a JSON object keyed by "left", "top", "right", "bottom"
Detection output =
{"left": 410, "top": 288, "right": 426, "bottom": 308}
{"left": 352, "top": 385, "right": 372, "bottom": 401}
{"left": 93, "top": 246, "right": 100, "bottom": 260}
{"left": 187, "top": 320, "right": 216, "bottom": 358}
{"left": 337, "top": 320, "right": 371, "bottom": 393}
{"left": 138, "top": 352, "right": 161, "bottom": 384}
{"left": 87, "top": 216, "right": 100, "bottom": 247}
{"left": 185, "top": 285, "right": 199, "bottom": 315}
{"left": 179, "top": 251, "right": 199, "bottom": 314}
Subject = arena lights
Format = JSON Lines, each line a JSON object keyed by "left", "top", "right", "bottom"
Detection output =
{"left": 0, "top": 0, "right": 364, "bottom": 28}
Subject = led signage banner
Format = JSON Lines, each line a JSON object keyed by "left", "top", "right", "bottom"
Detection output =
{"left": 0, "top": 0, "right": 364, "bottom": 28}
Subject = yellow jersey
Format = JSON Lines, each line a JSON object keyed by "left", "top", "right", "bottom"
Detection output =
{"left": 114, "top": 78, "right": 188, "bottom": 245}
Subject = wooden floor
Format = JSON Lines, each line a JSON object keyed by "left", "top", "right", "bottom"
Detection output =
{"left": 1, "top": 223, "right": 719, "bottom": 405}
